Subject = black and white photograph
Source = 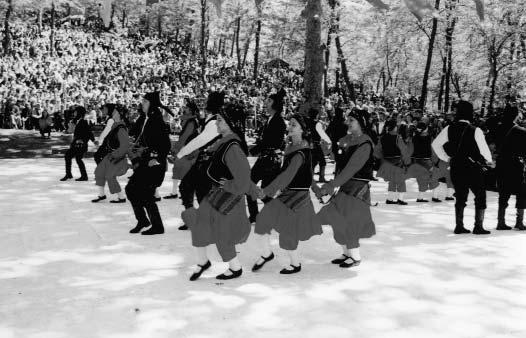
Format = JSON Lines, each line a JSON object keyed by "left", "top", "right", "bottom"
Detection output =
{"left": 1, "top": 0, "right": 525, "bottom": 337}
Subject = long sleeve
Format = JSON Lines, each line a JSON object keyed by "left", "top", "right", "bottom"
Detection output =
{"left": 99, "top": 119, "right": 114, "bottom": 143}
{"left": 111, "top": 128, "right": 130, "bottom": 159}
{"left": 316, "top": 122, "right": 332, "bottom": 144}
{"left": 331, "top": 143, "right": 371, "bottom": 187}
{"left": 431, "top": 126, "right": 450, "bottom": 162}
{"left": 474, "top": 127, "right": 493, "bottom": 163}
{"left": 263, "top": 154, "right": 303, "bottom": 197}
{"left": 222, "top": 144, "right": 251, "bottom": 195}
{"left": 177, "top": 120, "right": 219, "bottom": 158}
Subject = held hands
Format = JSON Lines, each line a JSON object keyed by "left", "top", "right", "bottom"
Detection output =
{"left": 320, "top": 182, "right": 335, "bottom": 196}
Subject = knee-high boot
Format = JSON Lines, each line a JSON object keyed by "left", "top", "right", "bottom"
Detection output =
{"left": 496, "top": 205, "right": 512, "bottom": 230}
{"left": 515, "top": 209, "right": 526, "bottom": 230}
{"left": 473, "top": 209, "right": 491, "bottom": 235}
{"left": 454, "top": 206, "right": 470, "bottom": 234}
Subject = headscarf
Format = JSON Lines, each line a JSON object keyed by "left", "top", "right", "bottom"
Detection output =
{"left": 219, "top": 101, "right": 248, "bottom": 155}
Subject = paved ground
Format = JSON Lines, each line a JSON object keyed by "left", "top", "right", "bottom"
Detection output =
{"left": 1, "top": 129, "right": 525, "bottom": 338}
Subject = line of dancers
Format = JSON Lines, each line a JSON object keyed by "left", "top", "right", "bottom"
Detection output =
{"left": 59, "top": 90, "right": 526, "bottom": 281}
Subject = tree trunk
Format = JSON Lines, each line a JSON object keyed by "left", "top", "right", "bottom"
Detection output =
{"left": 488, "top": 61, "right": 498, "bottom": 113}
{"left": 230, "top": 24, "right": 236, "bottom": 57}
{"left": 302, "top": 0, "right": 324, "bottom": 111}
{"left": 438, "top": 55, "right": 446, "bottom": 111}
{"left": 200, "top": 0, "right": 208, "bottom": 86}
{"left": 157, "top": 10, "right": 162, "bottom": 37}
{"left": 50, "top": 0, "right": 56, "bottom": 56}
{"left": 419, "top": 0, "right": 441, "bottom": 111}
{"left": 325, "top": 0, "right": 337, "bottom": 97}
{"left": 242, "top": 23, "right": 256, "bottom": 70}
{"left": 480, "top": 70, "right": 492, "bottom": 116}
{"left": 3, "top": 0, "right": 13, "bottom": 55}
{"left": 333, "top": 2, "right": 355, "bottom": 102}
{"left": 444, "top": 1, "right": 457, "bottom": 113}
{"left": 253, "top": 4, "right": 262, "bottom": 80}
{"left": 235, "top": 17, "right": 242, "bottom": 70}
{"left": 38, "top": 5, "right": 43, "bottom": 34}
{"left": 122, "top": 7, "right": 127, "bottom": 29}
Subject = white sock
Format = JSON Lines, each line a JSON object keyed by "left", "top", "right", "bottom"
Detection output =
{"left": 172, "top": 179, "right": 179, "bottom": 194}
{"left": 228, "top": 255, "right": 241, "bottom": 271}
{"left": 259, "top": 234, "right": 272, "bottom": 257}
{"left": 433, "top": 185, "right": 442, "bottom": 199}
{"left": 398, "top": 193, "right": 404, "bottom": 201}
{"left": 286, "top": 250, "right": 300, "bottom": 267}
{"left": 341, "top": 245, "right": 349, "bottom": 256}
{"left": 350, "top": 248, "right": 361, "bottom": 261}
{"left": 195, "top": 247, "right": 208, "bottom": 267}
{"left": 118, "top": 191, "right": 125, "bottom": 199}
{"left": 447, "top": 188, "right": 455, "bottom": 198}
{"left": 417, "top": 192, "right": 425, "bottom": 200}
{"left": 387, "top": 191, "right": 394, "bottom": 201}
{"left": 98, "top": 186, "right": 105, "bottom": 197}
{"left": 155, "top": 188, "right": 161, "bottom": 198}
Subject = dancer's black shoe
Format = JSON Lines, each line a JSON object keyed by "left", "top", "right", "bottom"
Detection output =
{"left": 178, "top": 224, "right": 189, "bottom": 230}
{"left": 280, "top": 264, "right": 301, "bottom": 274}
{"left": 386, "top": 200, "right": 398, "bottom": 205}
{"left": 154, "top": 197, "right": 162, "bottom": 202}
{"left": 141, "top": 227, "right": 164, "bottom": 235}
{"left": 432, "top": 198, "right": 442, "bottom": 203}
{"left": 216, "top": 268, "right": 242, "bottom": 280}
{"left": 445, "top": 197, "right": 455, "bottom": 201}
{"left": 109, "top": 198, "right": 126, "bottom": 203}
{"left": 416, "top": 199, "right": 429, "bottom": 203}
{"left": 252, "top": 252, "right": 275, "bottom": 272}
{"left": 331, "top": 254, "right": 349, "bottom": 265}
{"left": 129, "top": 222, "right": 150, "bottom": 234}
{"left": 190, "top": 261, "right": 211, "bottom": 281}
{"left": 91, "top": 195, "right": 106, "bottom": 203}
{"left": 164, "top": 194, "right": 179, "bottom": 199}
{"left": 339, "top": 257, "right": 361, "bottom": 268}
{"left": 397, "top": 200, "right": 408, "bottom": 205}
{"left": 60, "top": 175, "right": 73, "bottom": 181}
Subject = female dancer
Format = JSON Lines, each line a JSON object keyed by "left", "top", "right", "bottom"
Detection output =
{"left": 189, "top": 102, "right": 251, "bottom": 281}
{"left": 252, "top": 113, "right": 323, "bottom": 274}
{"left": 165, "top": 98, "right": 200, "bottom": 200}
{"left": 92, "top": 104, "right": 130, "bottom": 203}
{"left": 375, "top": 119, "right": 410, "bottom": 204}
{"left": 407, "top": 122, "right": 440, "bottom": 202}
{"left": 317, "top": 109, "right": 376, "bottom": 268}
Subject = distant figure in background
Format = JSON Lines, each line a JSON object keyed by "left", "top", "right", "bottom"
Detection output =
{"left": 60, "top": 106, "right": 96, "bottom": 182}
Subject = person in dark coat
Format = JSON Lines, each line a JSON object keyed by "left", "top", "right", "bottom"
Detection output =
{"left": 60, "top": 106, "right": 96, "bottom": 182}
{"left": 126, "top": 91, "right": 172, "bottom": 235}
{"left": 246, "top": 88, "right": 287, "bottom": 223}
{"left": 432, "top": 101, "right": 494, "bottom": 235}
{"left": 494, "top": 106, "right": 526, "bottom": 231}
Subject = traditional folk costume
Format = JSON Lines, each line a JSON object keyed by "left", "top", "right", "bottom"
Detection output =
{"left": 165, "top": 100, "right": 200, "bottom": 200}
{"left": 253, "top": 118, "right": 323, "bottom": 274}
{"left": 247, "top": 89, "right": 287, "bottom": 223}
{"left": 407, "top": 123, "right": 440, "bottom": 202}
{"left": 177, "top": 92, "right": 223, "bottom": 231}
{"left": 432, "top": 159, "right": 455, "bottom": 201}
{"left": 432, "top": 101, "right": 493, "bottom": 235}
{"left": 92, "top": 120, "right": 130, "bottom": 203}
{"left": 375, "top": 121, "right": 410, "bottom": 205}
{"left": 60, "top": 106, "right": 95, "bottom": 182}
{"left": 317, "top": 125, "right": 376, "bottom": 268}
{"left": 189, "top": 103, "right": 251, "bottom": 281}
{"left": 308, "top": 108, "right": 332, "bottom": 183}
{"left": 494, "top": 106, "right": 526, "bottom": 231}
{"left": 126, "top": 92, "right": 171, "bottom": 235}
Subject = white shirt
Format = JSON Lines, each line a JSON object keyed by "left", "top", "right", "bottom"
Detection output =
{"left": 316, "top": 122, "right": 331, "bottom": 144}
{"left": 176, "top": 118, "right": 219, "bottom": 159}
{"left": 98, "top": 118, "right": 114, "bottom": 143}
{"left": 432, "top": 122, "right": 493, "bottom": 163}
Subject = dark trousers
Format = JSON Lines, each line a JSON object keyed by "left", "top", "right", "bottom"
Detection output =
{"left": 180, "top": 163, "right": 212, "bottom": 209}
{"left": 499, "top": 190, "right": 526, "bottom": 210}
{"left": 247, "top": 154, "right": 281, "bottom": 222}
{"left": 451, "top": 163, "right": 486, "bottom": 210}
{"left": 65, "top": 147, "right": 87, "bottom": 178}
{"left": 312, "top": 143, "right": 326, "bottom": 170}
{"left": 125, "top": 172, "right": 164, "bottom": 229}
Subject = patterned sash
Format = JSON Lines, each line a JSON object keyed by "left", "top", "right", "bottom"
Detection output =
{"left": 276, "top": 189, "right": 310, "bottom": 212}
{"left": 207, "top": 185, "right": 242, "bottom": 215}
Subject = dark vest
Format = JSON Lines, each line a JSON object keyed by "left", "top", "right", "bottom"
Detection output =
{"left": 336, "top": 139, "right": 374, "bottom": 181}
{"left": 381, "top": 134, "right": 401, "bottom": 158}
{"left": 207, "top": 138, "right": 240, "bottom": 185}
{"left": 282, "top": 148, "right": 313, "bottom": 190}
{"left": 180, "top": 117, "right": 200, "bottom": 146}
{"left": 447, "top": 122, "right": 485, "bottom": 164}
{"left": 412, "top": 134, "right": 432, "bottom": 159}
{"left": 106, "top": 124, "right": 127, "bottom": 150}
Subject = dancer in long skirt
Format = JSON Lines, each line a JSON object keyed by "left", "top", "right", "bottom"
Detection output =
{"left": 317, "top": 109, "right": 376, "bottom": 268}
{"left": 252, "top": 113, "right": 323, "bottom": 274}
{"left": 189, "top": 102, "right": 251, "bottom": 281}
{"left": 407, "top": 122, "right": 440, "bottom": 202}
{"left": 176, "top": 92, "right": 223, "bottom": 230}
{"left": 375, "top": 119, "right": 410, "bottom": 205}
{"left": 246, "top": 88, "right": 287, "bottom": 224}
{"left": 92, "top": 104, "right": 130, "bottom": 203}
{"left": 165, "top": 98, "right": 200, "bottom": 200}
